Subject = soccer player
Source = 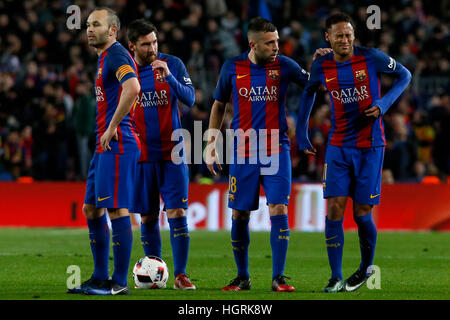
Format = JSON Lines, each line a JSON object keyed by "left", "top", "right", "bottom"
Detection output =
{"left": 127, "top": 19, "right": 196, "bottom": 290}
{"left": 67, "top": 7, "right": 141, "bottom": 295}
{"left": 206, "top": 17, "right": 329, "bottom": 292}
{"left": 296, "top": 13, "right": 412, "bottom": 292}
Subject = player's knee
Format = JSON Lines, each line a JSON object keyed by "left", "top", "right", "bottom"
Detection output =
{"left": 354, "top": 204, "right": 373, "bottom": 217}
{"left": 82, "top": 204, "right": 98, "bottom": 220}
{"left": 141, "top": 212, "right": 159, "bottom": 225}
{"left": 166, "top": 208, "right": 186, "bottom": 219}
{"left": 232, "top": 210, "right": 250, "bottom": 220}
{"left": 268, "top": 204, "right": 287, "bottom": 216}
{"left": 327, "top": 199, "right": 346, "bottom": 220}
{"left": 108, "top": 208, "right": 129, "bottom": 220}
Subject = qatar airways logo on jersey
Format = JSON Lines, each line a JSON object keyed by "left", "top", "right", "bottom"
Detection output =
{"left": 330, "top": 85, "right": 370, "bottom": 104}
{"left": 238, "top": 86, "right": 278, "bottom": 102}
{"left": 95, "top": 86, "right": 104, "bottom": 102}
{"left": 138, "top": 90, "right": 169, "bottom": 107}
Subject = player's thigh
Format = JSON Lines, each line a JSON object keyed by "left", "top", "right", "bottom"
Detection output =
{"left": 159, "top": 161, "right": 189, "bottom": 210}
{"left": 353, "top": 147, "right": 385, "bottom": 205}
{"left": 261, "top": 148, "right": 291, "bottom": 207}
{"left": 228, "top": 163, "right": 261, "bottom": 211}
{"left": 131, "top": 162, "right": 160, "bottom": 215}
{"left": 323, "top": 145, "right": 353, "bottom": 199}
{"left": 95, "top": 151, "right": 140, "bottom": 209}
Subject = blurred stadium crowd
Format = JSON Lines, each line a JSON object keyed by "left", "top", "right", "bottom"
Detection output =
{"left": 0, "top": 0, "right": 449, "bottom": 184}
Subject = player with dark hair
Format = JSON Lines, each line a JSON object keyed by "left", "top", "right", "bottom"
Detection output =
{"left": 206, "top": 16, "right": 329, "bottom": 292}
{"left": 127, "top": 19, "right": 196, "bottom": 290}
{"left": 296, "top": 12, "right": 411, "bottom": 292}
{"left": 67, "top": 7, "right": 141, "bottom": 295}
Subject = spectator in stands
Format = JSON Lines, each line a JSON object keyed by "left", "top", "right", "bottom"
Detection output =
{"left": 0, "top": 0, "right": 448, "bottom": 183}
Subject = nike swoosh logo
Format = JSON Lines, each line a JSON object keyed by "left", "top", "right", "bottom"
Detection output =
{"left": 111, "top": 287, "right": 128, "bottom": 295}
{"left": 325, "top": 77, "right": 336, "bottom": 82}
{"left": 182, "top": 198, "right": 188, "bottom": 203}
{"left": 97, "top": 196, "right": 111, "bottom": 202}
{"left": 280, "top": 228, "right": 289, "bottom": 232}
{"left": 325, "top": 235, "right": 338, "bottom": 241}
{"left": 370, "top": 194, "right": 380, "bottom": 199}
{"left": 237, "top": 74, "right": 249, "bottom": 79}
{"left": 173, "top": 226, "right": 187, "bottom": 232}
{"left": 345, "top": 282, "right": 365, "bottom": 292}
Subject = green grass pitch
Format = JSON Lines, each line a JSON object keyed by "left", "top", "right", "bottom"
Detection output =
{"left": 0, "top": 228, "right": 449, "bottom": 300}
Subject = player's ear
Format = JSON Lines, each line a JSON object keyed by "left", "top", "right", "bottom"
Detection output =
{"left": 128, "top": 41, "right": 134, "bottom": 52}
{"left": 325, "top": 31, "right": 330, "bottom": 42}
{"left": 109, "top": 25, "right": 118, "bottom": 38}
{"left": 248, "top": 39, "right": 256, "bottom": 50}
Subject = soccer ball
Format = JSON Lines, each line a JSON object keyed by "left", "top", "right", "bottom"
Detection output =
{"left": 133, "top": 256, "right": 169, "bottom": 289}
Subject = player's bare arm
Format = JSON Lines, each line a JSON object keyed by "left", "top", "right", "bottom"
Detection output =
{"left": 100, "top": 77, "right": 140, "bottom": 151}
{"left": 206, "top": 100, "right": 226, "bottom": 175}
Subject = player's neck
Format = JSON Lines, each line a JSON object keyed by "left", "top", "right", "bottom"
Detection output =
{"left": 135, "top": 56, "right": 146, "bottom": 66}
{"left": 248, "top": 50, "right": 267, "bottom": 66}
{"left": 248, "top": 50, "right": 258, "bottom": 65}
{"left": 95, "top": 39, "right": 117, "bottom": 56}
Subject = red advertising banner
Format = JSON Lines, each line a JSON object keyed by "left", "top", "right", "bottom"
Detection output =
{"left": 0, "top": 182, "right": 449, "bottom": 231}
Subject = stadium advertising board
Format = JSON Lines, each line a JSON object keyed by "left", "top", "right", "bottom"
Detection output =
{"left": 0, "top": 183, "right": 449, "bottom": 231}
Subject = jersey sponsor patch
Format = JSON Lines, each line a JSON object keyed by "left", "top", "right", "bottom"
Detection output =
{"left": 183, "top": 76, "right": 192, "bottom": 85}
{"left": 387, "top": 57, "right": 396, "bottom": 70}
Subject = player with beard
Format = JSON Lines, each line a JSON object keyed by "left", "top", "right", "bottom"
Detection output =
{"left": 206, "top": 17, "right": 330, "bottom": 292}
{"left": 127, "top": 19, "right": 196, "bottom": 290}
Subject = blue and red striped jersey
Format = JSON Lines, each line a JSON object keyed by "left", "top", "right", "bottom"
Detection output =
{"left": 94, "top": 41, "right": 140, "bottom": 154}
{"left": 133, "top": 52, "right": 195, "bottom": 162}
{"left": 213, "top": 51, "right": 309, "bottom": 155}
{"left": 299, "top": 46, "right": 411, "bottom": 148}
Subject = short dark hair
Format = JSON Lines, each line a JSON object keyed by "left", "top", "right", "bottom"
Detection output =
{"left": 92, "top": 7, "right": 120, "bottom": 30}
{"left": 127, "top": 19, "right": 158, "bottom": 44}
{"left": 325, "top": 12, "right": 355, "bottom": 30}
{"left": 247, "top": 17, "right": 277, "bottom": 35}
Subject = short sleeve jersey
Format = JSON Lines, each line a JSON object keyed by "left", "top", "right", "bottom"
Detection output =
{"left": 94, "top": 41, "right": 140, "bottom": 154}
{"left": 213, "top": 51, "right": 309, "bottom": 155}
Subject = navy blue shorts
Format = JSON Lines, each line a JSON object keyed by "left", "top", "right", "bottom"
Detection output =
{"left": 323, "top": 145, "right": 385, "bottom": 205}
{"left": 84, "top": 151, "right": 140, "bottom": 209}
{"left": 227, "top": 145, "right": 291, "bottom": 211}
{"left": 131, "top": 161, "right": 189, "bottom": 214}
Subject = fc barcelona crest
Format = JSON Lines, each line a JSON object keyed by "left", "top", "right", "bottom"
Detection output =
{"left": 155, "top": 72, "right": 165, "bottom": 83}
{"left": 268, "top": 69, "right": 280, "bottom": 80}
{"left": 355, "top": 69, "right": 367, "bottom": 81}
